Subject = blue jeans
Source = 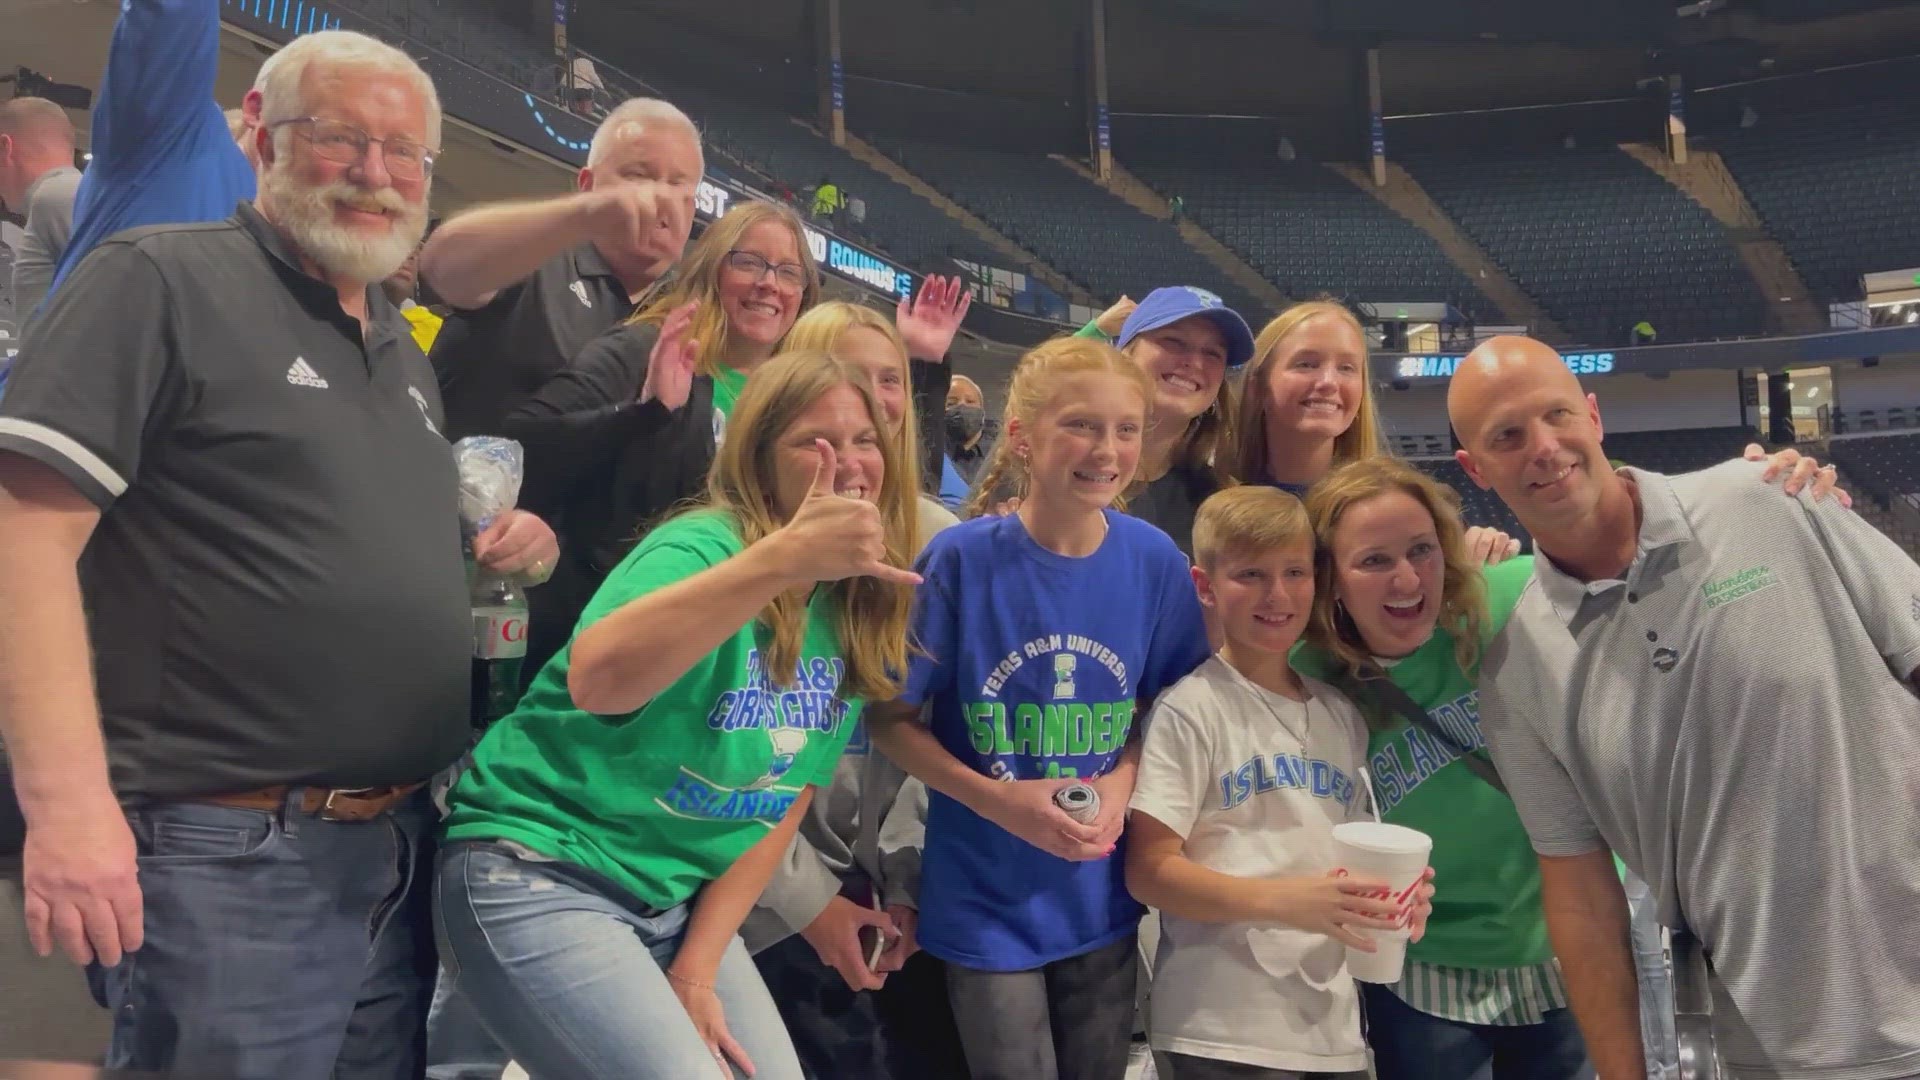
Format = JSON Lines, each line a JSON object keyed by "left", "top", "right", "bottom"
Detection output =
{"left": 753, "top": 931, "right": 972, "bottom": 1080}
{"left": 88, "top": 793, "right": 437, "bottom": 1080}
{"left": 433, "top": 841, "right": 805, "bottom": 1080}
{"left": 1624, "top": 872, "right": 1679, "bottom": 1080}
{"left": 426, "top": 966, "right": 511, "bottom": 1080}
{"left": 1363, "top": 982, "right": 1595, "bottom": 1080}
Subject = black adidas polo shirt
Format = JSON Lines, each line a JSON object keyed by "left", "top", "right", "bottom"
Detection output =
{"left": 0, "top": 204, "right": 471, "bottom": 801}
{"left": 431, "top": 241, "right": 637, "bottom": 442}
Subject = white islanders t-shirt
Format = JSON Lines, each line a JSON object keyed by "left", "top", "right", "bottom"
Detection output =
{"left": 1130, "top": 655, "right": 1373, "bottom": 1073}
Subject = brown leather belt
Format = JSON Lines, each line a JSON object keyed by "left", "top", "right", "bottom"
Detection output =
{"left": 199, "top": 782, "right": 424, "bottom": 823}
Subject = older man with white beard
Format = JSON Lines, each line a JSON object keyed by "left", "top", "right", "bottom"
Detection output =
{"left": 0, "top": 30, "right": 522, "bottom": 1080}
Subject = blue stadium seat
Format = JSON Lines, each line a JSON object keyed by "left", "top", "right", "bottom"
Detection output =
{"left": 878, "top": 138, "right": 1270, "bottom": 320}
{"left": 1127, "top": 159, "right": 1498, "bottom": 324}
{"left": 1404, "top": 146, "right": 1767, "bottom": 346}
{"left": 1709, "top": 100, "right": 1920, "bottom": 303}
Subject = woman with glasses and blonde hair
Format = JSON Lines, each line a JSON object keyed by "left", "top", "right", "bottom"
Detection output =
{"left": 436, "top": 350, "right": 923, "bottom": 1080}
{"left": 501, "top": 200, "right": 822, "bottom": 675}
{"left": 501, "top": 202, "right": 968, "bottom": 679}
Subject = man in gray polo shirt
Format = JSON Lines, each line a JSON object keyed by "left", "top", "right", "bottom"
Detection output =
{"left": 1448, "top": 335, "right": 1920, "bottom": 1080}
{"left": 0, "top": 97, "right": 81, "bottom": 334}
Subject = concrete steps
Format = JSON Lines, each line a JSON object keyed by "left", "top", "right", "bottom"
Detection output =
{"left": 1329, "top": 161, "right": 1573, "bottom": 347}
{"left": 1617, "top": 143, "right": 1824, "bottom": 334}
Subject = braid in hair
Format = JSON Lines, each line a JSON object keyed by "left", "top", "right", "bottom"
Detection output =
{"left": 961, "top": 426, "right": 1027, "bottom": 519}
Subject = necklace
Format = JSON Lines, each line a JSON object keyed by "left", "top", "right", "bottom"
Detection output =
{"left": 1224, "top": 654, "right": 1312, "bottom": 746}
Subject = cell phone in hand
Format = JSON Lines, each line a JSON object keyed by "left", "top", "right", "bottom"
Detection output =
{"left": 860, "top": 923, "right": 886, "bottom": 970}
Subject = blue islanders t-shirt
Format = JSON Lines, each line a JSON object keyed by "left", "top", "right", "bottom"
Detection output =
{"left": 902, "top": 509, "right": 1210, "bottom": 970}
{"left": 49, "top": 0, "right": 257, "bottom": 303}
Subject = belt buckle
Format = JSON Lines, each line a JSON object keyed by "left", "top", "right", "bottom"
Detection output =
{"left": 320, "top": 786, "right": 380, "bottom": 821}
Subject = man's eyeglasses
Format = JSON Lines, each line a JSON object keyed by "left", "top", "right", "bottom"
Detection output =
{"left": 272, "top": 117, "right": 436, "bottom": 181}
{"left": 724, "top": 250, "right": 807, "bottom": 292}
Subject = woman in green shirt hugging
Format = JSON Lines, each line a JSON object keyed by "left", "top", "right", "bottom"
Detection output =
{"left": 435, "top": 350, "right": 924, "bottom": 1080}
{"left": 1293, "top": 457, "right": 1591, "bottom": 1080}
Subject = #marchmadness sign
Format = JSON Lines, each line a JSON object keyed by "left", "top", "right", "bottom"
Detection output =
{"left": 1392, "top": 351, "right": 1619, "bottom": 381}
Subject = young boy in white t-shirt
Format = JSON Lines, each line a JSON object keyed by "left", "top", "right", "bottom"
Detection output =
{"left": 1126, "top": 486, "right": 1435, "bottom": 1080}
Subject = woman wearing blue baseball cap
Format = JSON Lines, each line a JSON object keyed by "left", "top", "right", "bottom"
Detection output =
{"left": 1069, "top": 286, "right": 1256, "bottom": 556}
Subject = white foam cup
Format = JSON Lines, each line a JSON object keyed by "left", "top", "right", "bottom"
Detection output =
{"left": 1330, "top": 821, "right": 1433, "bottom": 984}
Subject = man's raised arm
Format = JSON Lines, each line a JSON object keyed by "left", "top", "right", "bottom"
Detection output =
{"left": 420, "top": 184, "right": 663, "bottom": 310}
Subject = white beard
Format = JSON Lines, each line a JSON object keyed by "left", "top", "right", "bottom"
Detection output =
{"left": 260, "top": 168, "right": 429, "bottom": 286}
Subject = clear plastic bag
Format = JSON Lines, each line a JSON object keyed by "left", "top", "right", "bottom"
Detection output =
{"left": 454, "top": 436, "right": 525, "bottom": 531}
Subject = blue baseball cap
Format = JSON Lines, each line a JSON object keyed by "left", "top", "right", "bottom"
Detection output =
{"left": 1116, "top": 286, "right": 1258, "bottom": 370}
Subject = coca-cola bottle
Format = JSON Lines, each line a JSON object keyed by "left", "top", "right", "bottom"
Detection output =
{"left": 471, "top": 567, "right": 528, "bottom": 725}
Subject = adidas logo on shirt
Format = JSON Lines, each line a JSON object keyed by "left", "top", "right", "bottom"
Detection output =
{"left": 286, "top": 357, "right": 329, "bottom": 389}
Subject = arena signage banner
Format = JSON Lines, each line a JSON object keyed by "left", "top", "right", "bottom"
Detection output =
{"left": 1377, "top": 324, "right": 1920, "bottom": 383}
{"left": 1391, "top": 351, "right": 1618, "bottom": 381}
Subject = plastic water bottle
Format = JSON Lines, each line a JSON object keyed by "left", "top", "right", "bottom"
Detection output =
{"left": 471, "top": 568, "right": 528, "bottom": 724}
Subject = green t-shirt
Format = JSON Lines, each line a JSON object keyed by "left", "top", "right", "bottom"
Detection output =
{"left": 713, "top": 365, "right": 749, "bottom": 421}
{"left": 1293, "top": 556, "right": 1549, "bottom": 969}
{"left": 442, "top": 511, "right": 863, "bottom": 911}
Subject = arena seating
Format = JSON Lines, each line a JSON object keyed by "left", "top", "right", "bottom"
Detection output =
{"left": 1709, "top": 100, "right": 1920, "bottom": 303}
{"left": 333, "top": 0, "right": 562, "bottom": 98}
{"left": 878, "top": 138, "right": 1269, "bottom": 319}
{"left": 1603, "top": 426, "right": 1759, "bottom": 474}
{"left": 1128, "top": 159, "right": 1499, "bottom": 324}
{"left": 339, "top": 0, "right": 1010, "bottom": 279}
{"left": 1831, "top": 433, "right": 1920, "bottom": 502}
{"left": 668, "top": 89, "right": 1011, "bottom": 272}
{"left": 1410, "top": 458, "right": 1530, "bottom": 544}
{"left": 1835, "top": 404, "right": 1917, "bottom": 435}
{"left": 1405, "top": 146, "right": 1767, "bottom": 346}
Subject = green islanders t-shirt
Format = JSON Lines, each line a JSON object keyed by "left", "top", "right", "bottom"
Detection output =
{"left": 1293, "top": 556, "right": 1548, "bottom": 969}
{"left": 442, "top": 511, "right": 863, "bottom": 912}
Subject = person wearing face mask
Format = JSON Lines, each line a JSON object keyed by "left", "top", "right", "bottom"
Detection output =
{"left": 945, "top": 374, "right": 994, "bottom": 485}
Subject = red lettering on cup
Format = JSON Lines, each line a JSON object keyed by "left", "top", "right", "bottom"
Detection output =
{"left": 1333, "top": 866, "right": 1426, "bottom": 928}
